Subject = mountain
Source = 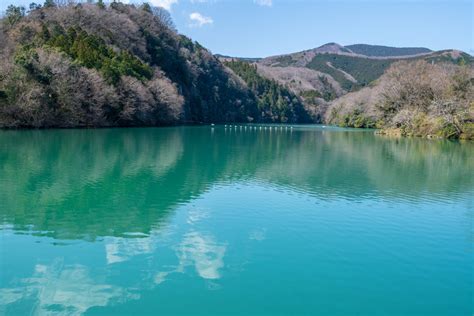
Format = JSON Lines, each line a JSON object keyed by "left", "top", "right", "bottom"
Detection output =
{"left": 255, "top": 43, "right": 472, "bottom": 94}
{"left": 219, "top": 43, "right": 473, "bottom": 139}
{"left": 0, "top": 2, "right": 306, "bottom": 128}
{"left": 1, "top": 3, "right": 472, "bottom": 138}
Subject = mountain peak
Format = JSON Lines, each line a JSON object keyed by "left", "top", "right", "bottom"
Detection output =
{"left": 313, "top": 43, "right": 351, "bottom": 54}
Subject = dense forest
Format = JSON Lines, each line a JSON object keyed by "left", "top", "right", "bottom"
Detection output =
{"left": 0, "top": 2, "right": 288, "bottom": 127}
{"left": 224, "top": 60, "right": 311, "bottom": 123}
{"left": 306, "top": 54, "right": 393, "bottom": 90}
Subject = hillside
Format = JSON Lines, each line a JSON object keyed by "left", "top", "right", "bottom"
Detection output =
{"left": 224, "top": 60, "right": 313, "bottom": 122}
{"left": 0, "top": 2, "right": 307, "bottom": 128}
{"left": 256, "top": 43, "right": 472, "bottom": 96}
{"left": 326, "top": 60, "right": 474, "bottom": 139}
{"left": 220, "top": 43, "right": 473, "bottom": 139}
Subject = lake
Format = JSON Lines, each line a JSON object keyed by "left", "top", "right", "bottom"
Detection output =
{"left": 0, "top": 125, "right": 472, "bottom": 315}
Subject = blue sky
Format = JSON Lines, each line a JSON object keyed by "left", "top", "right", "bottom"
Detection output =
{"left": 1, "top": 0, "right": 472, "bottom": 57}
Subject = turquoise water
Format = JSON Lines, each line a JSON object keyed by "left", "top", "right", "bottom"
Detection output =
{"left": 0, "top": 125, "right": 473, "bottom": 315}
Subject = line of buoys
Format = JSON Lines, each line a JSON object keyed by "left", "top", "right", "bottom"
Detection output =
{"left": 219, "top": 124, "right": 299, "bottom": 130}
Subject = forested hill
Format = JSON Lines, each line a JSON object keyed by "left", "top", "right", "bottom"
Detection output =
{"left": 0, "top": 2, "right": 308, "bottom": 128}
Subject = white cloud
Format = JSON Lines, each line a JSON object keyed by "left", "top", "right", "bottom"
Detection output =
{"left": 105, "top": 235, "right": 155, "bottom": 264}
{"left": 254, "top": 0, "right": 272, "bottom": 7}
{"left": 177, "top": 231, "right": 226, "bottom": 279}
{"left": 189, "top": 12, "right": 213, "bottom": 27}
{"left": 0, "top": 262, "right": 137, "bottom": 315}
{"left": 120, "top": 0, "right": 178, "bottom": 11}
{"left": 148, "top": 0, "right": 178, "bottom": 11}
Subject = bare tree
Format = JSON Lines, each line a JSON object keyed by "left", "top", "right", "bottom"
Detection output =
{"left": 151, "top": 6, "right": 175, "bottom": 31}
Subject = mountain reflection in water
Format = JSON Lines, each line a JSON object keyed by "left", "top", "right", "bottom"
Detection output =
{"left": 1, "top": 126, "right": 472, "bottom": 315}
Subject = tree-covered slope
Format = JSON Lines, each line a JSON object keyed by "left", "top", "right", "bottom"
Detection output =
{"left": 326, "top": 60, "right": 474, "bottom": 139}
{"left": 224, "top": 60, "right": 311, "bottom": 123}
{"left": 256, "top": 43, "right": 472, "bottom": 98}
{"left": 0, "top": 2, "right": 271, "bottom": 128}
{"left": 306, "top": 54, "right": 393, "bottom": 90}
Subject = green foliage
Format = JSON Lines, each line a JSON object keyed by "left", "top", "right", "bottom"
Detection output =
{"left": 5, "top": 5, "right": 25, "bottom": 26}
{"left": 45, "top": 26, "right": 152, "bottom": 84}
{"left": 29, "top": 2, "right": 42, "bottom": 11}
{"left": 307, "top": 54, "right": 392, "bottom": 90}
{"left": 43, "top": 0, "right": 55, "bottom": 8}
{"left": 300, "top": 90, "right": 322, "bottom": 100}
{"left": 459, "top": 123, "right": 474, "bottom": 140}
{"left": 141, "top": 3, "right": 152, "bottom": 13}
{"left": 337, "top": 109, "right": 375, "bottom": 128}
{"left": 144, "top": 31, "right": 188, "bottom": 85}
{"left": 96, "top": 0, "right": 105, "bottom": 9}
{"left": 225, "top": 60, "right": 309, "bottom": 123}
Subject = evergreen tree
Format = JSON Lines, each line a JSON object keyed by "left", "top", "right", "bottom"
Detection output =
{"left": 5, "top": 5, "right": 25, "bottom": 25}
{"left": 44, "top": 0, "right": 55, "bottom": 8}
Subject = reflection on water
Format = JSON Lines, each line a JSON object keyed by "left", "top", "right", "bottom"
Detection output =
{"left": 0, "top": 126, "right": 473, "bottom": 315}
{"left": 0, "top": 259, "right": 137, "bottom": 315}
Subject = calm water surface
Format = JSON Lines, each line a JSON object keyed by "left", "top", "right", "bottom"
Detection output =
{"left": 0, "top": 125, "right": 473, "bottom": 315}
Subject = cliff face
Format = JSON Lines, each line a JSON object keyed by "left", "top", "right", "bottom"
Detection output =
{"left": 0, "top": 3, "right": 261, "bottom": 128}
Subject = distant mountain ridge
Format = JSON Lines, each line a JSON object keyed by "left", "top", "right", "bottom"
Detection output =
{"left": 236, "top": 42, "right": 472, "bottom": 96}
{"left": 216, "top": 42, "right": 473, "bottom": 139}
{"left": 259, "top": 43, "right": 449, "bottom": 68}
{"left": 345, "top": 44, "right": 432, "bottom": 57}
